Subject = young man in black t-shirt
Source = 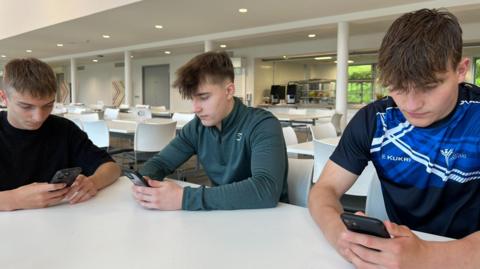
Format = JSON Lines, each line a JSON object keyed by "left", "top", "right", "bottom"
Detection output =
{"left": 0, "top": 58, "right": 121, "bottom": 211}
{"left": 309, "top": 9, "right": 480, "bottom": 268}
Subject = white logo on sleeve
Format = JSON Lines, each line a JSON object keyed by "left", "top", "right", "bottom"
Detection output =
{"left": 235, "top": 133, "right": 243, "bottom": 141}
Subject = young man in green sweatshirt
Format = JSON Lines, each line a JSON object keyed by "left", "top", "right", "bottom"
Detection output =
{"left": 132, "top": 51, "right": 288, "bottom": 210}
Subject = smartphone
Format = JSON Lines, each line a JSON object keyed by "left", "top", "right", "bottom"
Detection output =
{"left": 123, "top": 170, "right": 149, "bottom": 186}
{"left": 50, "top": 167, "right": 82, "bottom": 187}
{"left": 340, "top": 212, "right": 390, "bottom": 238}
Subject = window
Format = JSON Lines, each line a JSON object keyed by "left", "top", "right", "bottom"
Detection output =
{"left": 348, "top": 65, "right": 374, "bottom": 104}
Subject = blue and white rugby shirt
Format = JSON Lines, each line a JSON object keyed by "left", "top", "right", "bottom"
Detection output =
{"left": 331, "top": 83, "right": 480, "bottom": 239}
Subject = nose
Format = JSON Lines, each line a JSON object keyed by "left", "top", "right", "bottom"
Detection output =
{"left": 404, "top": 91, "right": 424, "bottom": 112}
{"left": 192, "top": 99, "right": 202, "bottom": 113}
{"left": 32, "top": 108, "right": 48, "bottom": 122}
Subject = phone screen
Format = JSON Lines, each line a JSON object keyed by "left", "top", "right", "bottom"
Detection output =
{"left": 50, "top": 167, "right": 82, "bottom": 187}
{"left": 123, "top": 170, "right": 149, "bottom": 186}
{"left": 340, "top": 212, "right": 390, "bottom": 238}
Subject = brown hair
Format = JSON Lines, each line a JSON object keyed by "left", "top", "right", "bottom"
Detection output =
{"left": 2, "top": 58, "right": 57, "bottom": 98}
{"left": 173, "top": 51, "right": 234, "bottom": 99}
{"left": 377, "top": 8, "right": 462, "bottom": 92}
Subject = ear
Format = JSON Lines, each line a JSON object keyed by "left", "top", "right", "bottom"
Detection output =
{"left": 225, "top": 82, "right": 235, "bottom": 100}
{"left": 0, "top": 90, "right": 7, "bottom": 106}
{"left": 455, "top": 57, "right": 470, "bottom": 83}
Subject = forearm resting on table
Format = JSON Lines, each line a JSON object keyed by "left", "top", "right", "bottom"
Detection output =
{"left": 308, "top": 181, "right": 346, "bottom": 246}
{"left": 89, "top": 162, "right": 121, "bottom": 190}
{"left": 0, "top": 190, "right": 15, "bottom": 211}
{"left": 422, "top": 232, "right": 480, "bottom": 269}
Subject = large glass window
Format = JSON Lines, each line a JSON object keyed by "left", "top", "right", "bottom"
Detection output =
{"left": 475, "top": 58, "right": 480, "bottom": 86}
{"left": 348, "top": 65, "right": 374, "bottom": 104}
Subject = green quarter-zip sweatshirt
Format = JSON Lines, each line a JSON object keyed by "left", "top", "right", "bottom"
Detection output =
{"left": 140, "top": 97, "right": 288, "bottom": 210}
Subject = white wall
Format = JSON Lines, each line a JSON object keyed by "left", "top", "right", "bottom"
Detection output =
{"left": 74, "top": 62, "right": 124, "bottom": 105}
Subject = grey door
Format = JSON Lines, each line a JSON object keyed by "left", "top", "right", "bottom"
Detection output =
{"left": 142, "top": 64, "right": 170, "bottom": 108}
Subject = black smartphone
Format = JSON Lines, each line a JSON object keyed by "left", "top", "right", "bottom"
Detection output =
{"left": 340, "top": 212, "right": 390, "bottom": 238}
{"left": 50, "top": 167, "right": 82, "bottom": 187}
{"left": 123, "top": 170, "right": 149, "bottom": 186}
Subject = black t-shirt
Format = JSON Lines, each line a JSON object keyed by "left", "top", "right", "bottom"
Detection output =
{"left": 331, "top": 83, "right": 480, "bottom": 239}
{"left": 0, "top": 111, "right": 114, "bottom": 191}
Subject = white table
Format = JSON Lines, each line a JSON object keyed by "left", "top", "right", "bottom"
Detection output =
{"left": 273, "top": 112, "right": 332, "bottom": 125}
{"left": 287, "top": 137, "right": 340, "bottom": 156}
{"left": 0, "top": 178, "right": 450, "bottom": 269}
{"left": 0, "top": 178, "right": 350, "bottom": 269}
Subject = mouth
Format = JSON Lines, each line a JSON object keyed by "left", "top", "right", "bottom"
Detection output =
{"left": 405, "top": 111, "right": 428, "bottom": 118}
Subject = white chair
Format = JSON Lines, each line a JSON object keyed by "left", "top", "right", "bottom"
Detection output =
{"left": 82, "top": 120, "right": 110, "bottom": 148}
{"left": 104, "top": 108, "right": 120, "bottom": 120}
{"left": 282, "top": 126, "right": 298, "bottom": 146}
{"left": 132, "top": 121, "right": 177, "bottom": 168}
{"left": 282, "top": 126, "right": 299, "bottom": 158}
{"left": 312, "top": 138, "right": 375, "bottom": 196}
{"left": 287, "top": 158, "right": 314, "bottom": 207}
{"left": 309, "top": 122, "right": 337, "bottom": 140}
{"left": 365, "top": 173, "right": 389, "bottom": 221}
{"left": 331, "top": 113, "right": 343, "bottom": 135}
{"left": 69, "top": 118, "right": 84, "bottom": 130}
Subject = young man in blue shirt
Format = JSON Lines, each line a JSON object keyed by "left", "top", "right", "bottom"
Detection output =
{"left": 309, "top": 9, "right": 480, "bottom": 268}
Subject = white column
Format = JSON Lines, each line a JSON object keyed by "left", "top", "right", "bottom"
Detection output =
{"left": 204, "top": 40, "right": 213, "bottom": 52}
{"left": 124, "top": 51, "right": 132, "bottom": 106}
{"left": 70, "top": 58, "right": 76, "bottom": 103}
{"left": 336, "top": 21, "right": 349, "bottom": 130}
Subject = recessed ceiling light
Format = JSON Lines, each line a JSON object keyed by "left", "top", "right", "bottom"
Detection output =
{"left": 164, "top": 51, "right": 171, "bottom": 55}
{"left": 57, "top": 43, "right": 64, "bottom": 47}
{"left": 154, "top": 25, "right": 163, "bottom": 29}
{"left": 314, "top": 56, "right": 332, "bottom": 60}
{"left": 220, "top": 44, "right": 227, "bottom": 48}
{"left": 92, "top": 59, "right": 98, "bottom": 62}
{"left": 1, "top": 55, "right": 6, "bottom": 58}
{"left": 308, "top": 34, "right": 316, "bottom": 38}
{"left": 334, "top": 60, "right": 354, "bottom": 64}
{"left": 130, "top": 55, "right": 134, "bottom": 58}
{"left": 26, "top": 49, "right": 32, "bottom": 53}
{"left": 238, "top": 8, "right": 248, "bottom": 13}
{"left": 102, "top": 34, "right": 110, "bottom": 39}
{"left": 282, "top": 55, "right": 288, "bottom": 59}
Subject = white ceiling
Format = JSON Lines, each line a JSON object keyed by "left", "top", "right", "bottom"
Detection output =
{"left": 1, "top": 0, "right": 480, "bottom": 66}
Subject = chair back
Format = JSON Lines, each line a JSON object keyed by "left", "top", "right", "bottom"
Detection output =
{"left": 309, "top": 123, "right": 337, "bottom": 140}
{"left": 82, "top": 120, "right": 110, "bottom": 148}
{"left": 331, "top": 113, "right": 343, "bottom": 135}
{"left": 287, "top": 158, "right": 314, "bottom": 207}
{"left": 365, "top": 173, "right": 389, "bottom": 221}
{"left": 312, "top": 138, "right": 336, "bottom": 181}
{"left": 312, "top": 138, "right": 375, "bottom": 196}
{"left": 69, "top": 118, "right": 84, "bottom": 130}
{"left": 104, "top": 108, "right": 120, "bottom": 120}
{"left": 282, "top": 126, "right": 298, "bottom": 146}
{"left": 134, "top": 121, "right": 177, "bottom": 152}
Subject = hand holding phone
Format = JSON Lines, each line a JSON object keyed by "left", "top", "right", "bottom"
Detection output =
{"left": 340, "top": 212, "right": 390, "bottom": 238}
{"left": 123, "top": 170, "right": 149, "bottom": 186}
{"left": 50, "top": 167, "right": 82, "bottom": 187}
